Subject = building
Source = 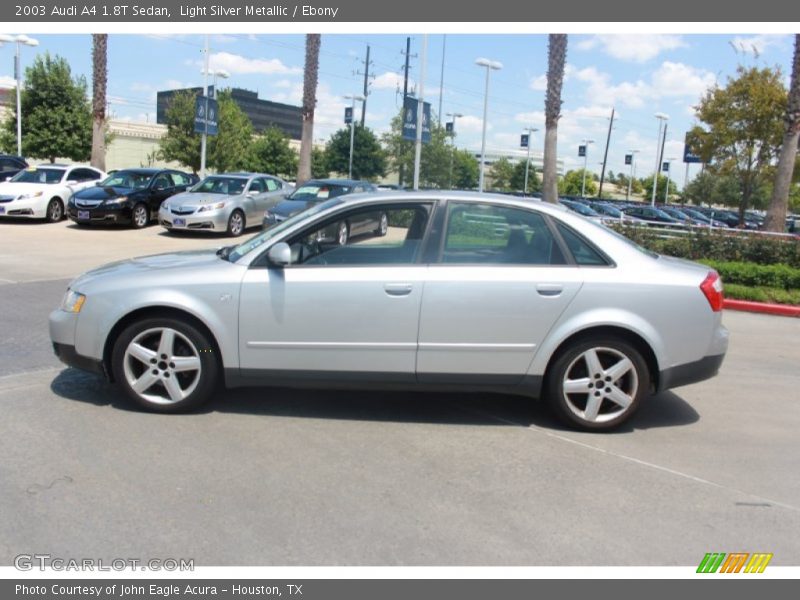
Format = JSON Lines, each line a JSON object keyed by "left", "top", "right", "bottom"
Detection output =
{"left": 156, "top": 87, "right": 303, "bottom": 140}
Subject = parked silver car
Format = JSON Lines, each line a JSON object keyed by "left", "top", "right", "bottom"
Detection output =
{"left": 50, "top": 192, "right": 728, "bottom": 431}
{"left": 159, "top": 173, "right": 292, "bottom": 237}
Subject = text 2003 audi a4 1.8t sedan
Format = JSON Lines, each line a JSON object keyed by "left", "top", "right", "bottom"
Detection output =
{"left": 49, "top": 192, "right": 728, "bottom": 431}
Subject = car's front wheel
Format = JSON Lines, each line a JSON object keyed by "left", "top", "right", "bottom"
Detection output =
{"left": 131, "top": 203, "right": 149, "bottom": 229}
{"left": 375, "top": 212, "right": 388, "bottom": 237}
{"left": 46, "top": 198, "right": 64, "bottom": 222}
{"left": 111, "top": 317, "right": 219, "bottom": 412}
{"left": 336, "top": 221, "right": 349, "bottom": 245}
{"left": 227, "top": 210, "right": 245, "bottom": 237}
{"left": 546, "top": 337, "right": 650, "bottom": 431}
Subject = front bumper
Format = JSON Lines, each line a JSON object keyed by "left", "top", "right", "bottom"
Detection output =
{"left": 52, "top": 342, "right": 106, "bottom": 376}
{"left": 68, "top": 204, "right": 133, "bottom": 225}
{"left": 0, "top": 197, "right": 47, "bottom": 218}
{"left": 160, "top": 208, "right": 229, "bottom": 232}
{"left": 49, "top": 308, "right": 106, "bottom": 376}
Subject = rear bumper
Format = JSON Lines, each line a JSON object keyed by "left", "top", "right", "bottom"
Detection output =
{"left": 658, "top": 353, "right": 725, "bottom": 392}
{"left": 52, "top": 342, "right": 106, "bottom": 377}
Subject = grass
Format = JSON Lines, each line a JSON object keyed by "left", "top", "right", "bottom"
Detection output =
{"left": 724, "top": 284, "right": 800, "bottom": 306}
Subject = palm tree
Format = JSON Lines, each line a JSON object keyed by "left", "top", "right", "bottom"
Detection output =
{"left": 543, "top": 34, "right": 567, "bottom": 204}
{"left": 297, "top": 34, "right": 321, "bottom": 185}
{"left": 90, "top": 34, "right": 108, "bottom": 171}
{"left": 764, "top": 34, "right": 800, "bottom": 232}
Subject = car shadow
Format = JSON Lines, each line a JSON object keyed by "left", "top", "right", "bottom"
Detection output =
{"left": 49, "top": 368, "right": 700, "bottom": 431}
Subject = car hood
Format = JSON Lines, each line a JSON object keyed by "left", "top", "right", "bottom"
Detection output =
{"left": 0, "top": 182, "right": 59, "bottom": 196}
{"left": 166, "top": 192, "right": 238, "bottom": 207}
{"left": 73, "top": 186, "right": 135, "bottom": 201}
{"left": 69, "top": 248, "right": 235, "bottom": 291}
{"left": 271, "top": 198, "right": 318, "bottom": 217}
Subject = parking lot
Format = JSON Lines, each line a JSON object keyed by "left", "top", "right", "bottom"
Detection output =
{"left": 0, "top": 218, "right": 799, "bottom": 566}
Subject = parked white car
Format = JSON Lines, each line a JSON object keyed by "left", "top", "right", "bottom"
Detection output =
{"left": 0, "top": 164, "right": 106, "bottom": 222}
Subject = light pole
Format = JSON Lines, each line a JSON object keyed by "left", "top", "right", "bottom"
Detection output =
{"left": 664, "top": 157, "right": 677, "bottom": 204}
{"left": 446, "top": 112, "right": 463, "bottom": 189}
{"left": 651, "top": 112, "right": 669, "bottom": 206}
{"left": 202, "top": 68, "right": 230, "bottom": 100}
{"left": 626, "top": 149, "right": 640, "bottom": 201}
{"left": 0, "top": 34, "right": 40, "bottom": 156}
{"left": 345, "top": 94, "right": 365, "bottom": 179}
{"left": 580, "top": 139, "right": 595, "bottom": 198}
{"left": 198, "top": 67, "right": 228, "bottom": 178}
{"left": 522, "top": 127, "right": 538, "bottom": 195}
{"left": 475, "top": 57, "right": 502, "bottom": 193}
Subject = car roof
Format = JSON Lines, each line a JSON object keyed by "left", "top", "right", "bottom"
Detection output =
{"left": 113, "top": 168, "right": 161, "bottom": 175}
{"left": 300, "top": 178, "right": 374, "bottom": 186}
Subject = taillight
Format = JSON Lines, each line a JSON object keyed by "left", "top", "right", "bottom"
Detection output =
{"left": 700, "top": 270, "right": 724, "bottom": 312}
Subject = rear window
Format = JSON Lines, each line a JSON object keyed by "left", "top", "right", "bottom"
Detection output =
{"left": 556, "top": 223, "right": 610, "bottom": 266}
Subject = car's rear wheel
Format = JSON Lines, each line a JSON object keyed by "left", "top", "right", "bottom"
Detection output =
{"left": 337, "top": 221, "right": 349, "bottom": 245}
{"left": 227, "top": 210, "right": 245, "bottom": 237}
{"left": 111, "top": 317, "right": 219, "bottom": 413}
{"left": 546, "top": 337, "right": 650, "bottom": 431}
{"left": 131, "top": 203, "right": 148, "bottom": 229}
{"left": 375, "top": 212, "right": 388, "bottom": 237}
{"left": 46, "top": 198, "right": 64, "bottom": 222}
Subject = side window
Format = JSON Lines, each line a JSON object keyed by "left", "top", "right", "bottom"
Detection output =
{"left": 72, "top": 168, "right": 102, "bottom": 182}
{"left": 556, "top": 223, "right": 610, "bottom": 266}
{"left": 442, "top": 202, "right": 566, "bottom": 265}
{"left": 153, "top": 173, "right": 172, "bottom": 189}
{"left": 286, "top": 204, "right": 432, "bottom": 266}
{"left": 170, "top": 172, "right": 191, "bottom": 187}
{"left": 248, "top": 179, "right": 265, "bottom": 194}
{"left": 265, "top": 178, "right": 280, "bottom": 192}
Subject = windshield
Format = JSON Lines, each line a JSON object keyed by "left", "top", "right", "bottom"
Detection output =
{"left": 10, "top": 168, "right": 65, "bottom": 184}
{"left": 288, "top": 184, "right": 351, "bottom": 201}
{"left": 190, "top": 176, "right": 247, "bottom": 196}
{"left": 564, "top": 201, "right": 599, "bottom": 217}
{"left": 99, "top": 171, "right": 152, "bottom": 190}
{"left": 228, "top": 198, "right": 343, "bottom": 262}
{"left": 598, "top": 205, "right": 622, "bottom": 217}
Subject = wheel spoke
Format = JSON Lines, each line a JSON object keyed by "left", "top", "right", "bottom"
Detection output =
{"left": 157, "top": 328, "right": 175, "bottom": 358}
{"left": 563, "top": 377, "right": 592, "bottom": 394}
{"left": 131, "top": 370, "right": 159, "bottom": 394}
{"left": 163, "top": 376, "right": 185, "bottom": 402}
{"left": 584, "top": 395, "right": 603, "bottom": 421}
{"left": 606, "top": 385, "right": 633, "bottom": 410}
{"left": 127, "top": 342, "right": 156, "bottom": 365}
{"left": 172, "top": 356, "right": 201, "bottom": 373}
{"left": 605, "top": 357, "right": 633, "bottom": 383}
{"left": 582, "top": 349, "right": 603, "bottom": 376}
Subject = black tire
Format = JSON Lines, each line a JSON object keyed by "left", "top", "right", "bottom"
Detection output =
{"left": 46, "top": 198, "right": 64, "bottom": 223}
{"left": 110, "top": 317, "right": 220, "bottom": 413}
{"left": 336, "top": 221, "right": 349, "bottom": 245}
{"left": 374, "top": 212, "right": 389, "bottom": 237}
{"left": 545, "top": 336, "right": 650, "bottom": 431}
{"left": 131, "top": 203, "right": 149, "bottom": 229}
{"left": 227, "top": 209, "right": 245, "bottom": 237}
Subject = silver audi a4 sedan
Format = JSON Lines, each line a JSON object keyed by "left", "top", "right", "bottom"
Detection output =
{"left": 50, "top": 192, "right": 728, "bottom": 431}
{"left": 159, "top": 172, "right": 292, "bottom": 237}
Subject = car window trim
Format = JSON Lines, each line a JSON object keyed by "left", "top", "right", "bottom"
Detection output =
{"left": 551, "top": 219, "right": 616, "bottom": 268}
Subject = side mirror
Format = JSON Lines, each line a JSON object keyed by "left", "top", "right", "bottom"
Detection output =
{"left": 267, "top": 242, "right": 292, "bottom": 267}
{"left": 66, "top": 180, "right": 78, "bottom": 185}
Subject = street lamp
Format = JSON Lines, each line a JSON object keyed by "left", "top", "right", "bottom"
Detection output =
{"left": 344, "top": 94, "right": 365, "bottom": 179}
{"left": 198, "top": 67, "right": 229, "bottom": 179}
{"left": 651, "top": 112, "right": 669, "bottom": 206}
{"left": 580, "top": 139, "right": 595, "bottom": 198}
{"left": 0, "top": 34, "right": 40, "bottom": 156}
{"left": 446, "top": 112, "right": 463, "bottom": 189}
{"left": 626, "top": 149, "right": 640, "bottom": 201}
{"left": 475, "top": 57, "right": 502, "bottom": 193}
{"left": 522, "top": 127, "right": 539, "bottom": 195}
{"left": 664, "top": 157, "right": 677, "bottom": 203}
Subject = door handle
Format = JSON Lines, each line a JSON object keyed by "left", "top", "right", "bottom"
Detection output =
{"left": 384, "top": 283, "right": 413, "bottom": 297}
{"left": 536, "top": 283, "right": 563, "bottom": 297}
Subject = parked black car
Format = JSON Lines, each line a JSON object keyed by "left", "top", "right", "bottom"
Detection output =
{"left": 68, "top": 168, "right": 198, "bottom": 228}
{"left": 621, "top": 205, "right": 680, "bottom": 224}
{"left": 0, "top": 155, "right": 28, "bottom": 182}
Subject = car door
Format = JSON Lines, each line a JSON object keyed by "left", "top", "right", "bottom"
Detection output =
{"left": 242, "top": 178, "right": 266, "bottom": 223}
{"left": 416, "top": 201, "right": 585, "bottom": 384}
{"left": 237, "top": 201, "right": 434, "bottom": 381}
{"left": 149, "top": 172, "right": 175, "bottom": 214}
{"left": 262, "top": 177, "right": 287, "bottom": 211}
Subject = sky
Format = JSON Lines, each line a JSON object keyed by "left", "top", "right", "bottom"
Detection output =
{"left": 0, "top": 32, "right": 795, "bottom": 189}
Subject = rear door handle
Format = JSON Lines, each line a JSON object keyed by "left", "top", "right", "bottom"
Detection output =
{"left": 384, "top": 283, "right": 413, "bottom": 297}
{"left": 536, "top": 283, "right": 563, "bottom": 297}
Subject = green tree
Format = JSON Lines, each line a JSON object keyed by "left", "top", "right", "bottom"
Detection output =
{"left": 451, "top": 149, "right": 479, "bottom": 189}
{"left": 0, "top": 53, "right": 91, "bottom": 163}
{"left": 683, "top": 171, "right": 717, "bottom": 205}
{"left": 640, "top": 174, "right": 679, "bottom": 201}
{"left": 324, "top": 125, "right": 386, "bottom": 180}
{"left": 382, "top": 112, "right": 453, "bottom": 188}
{"left": 159, "top": 90, "right": 254, "bottom": 174}
{"left": 510, "top": 160, "right": 541, "bottom": 194}
{"left": 692, "top": 65, "right": 787, "bottom": 223}
{"left": 559, "top": 169, "right": 596, "bottom": 196}
{"left": 311, "top": 146, "right": 329, "bottom": 179}
{"left": 543, "top": 33, "right": 567, "bottom": 204}
{"left": 488, "top": 157, "right": 514, "bottom": 191}
{"left": 247, "top": 126, "right": 298, "bottom": 178}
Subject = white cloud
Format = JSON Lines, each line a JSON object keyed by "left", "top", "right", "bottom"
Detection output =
{"left": 372, "top": 71, "right": 404, "bottom": 91}
{"left": 208, "top": 52, "right": 301, "bottom": 76}
{"left": 578, "top": 35, "right": 686, "bottom": 63}
{"left": 730, "top": 35, "right": 784, "bottom": 56}
{"left": 574, "top": 67, "right": 650, "bottom": 108}
{"left": 455, "top": 114, "right": 486, "bottom": 134}
{"left": 651, "top": 62, "right": 716, "bottom": 98}
{"left": 0, "top": 75, "right": 17, "bottom": 88}
{"left": 530, "top": 74, "right": 548, "bottom": 91}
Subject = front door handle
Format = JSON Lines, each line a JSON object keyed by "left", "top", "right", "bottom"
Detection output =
{"left": 384, "top": 283, "right": 413, "bottom": 297}
{"left": 536, "top": 283, "right": 563, "bottom": 297}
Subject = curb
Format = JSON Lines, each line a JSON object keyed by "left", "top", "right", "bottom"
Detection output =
{"left": 723, "top": 299, "right": 800, "bottom": 317}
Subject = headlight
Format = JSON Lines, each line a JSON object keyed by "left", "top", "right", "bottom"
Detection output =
{"left": 18, "top": 191, "right": 43, "bottom": 200}
{"left": 103, "top": 196, "right": 128, "bottom": 205}
{"left": 60, "top": 289, "right": 86, "bottom": 313}
{"left": 198, "top": 202, "right": 226, "bottom": 212}
{"left": 160, "top": 202, "right": 170, "bottom": 211}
